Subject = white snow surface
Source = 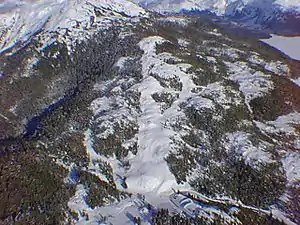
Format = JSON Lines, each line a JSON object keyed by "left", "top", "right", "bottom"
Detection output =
{"left": 225, "top": 60, "right": 273, "bottom": 110}
{"left": 255, "top": 112, "right": 300, "bottom": 135}
{"left": 124, "top": 36, "right": 192, "bottom": 194}
{"left": 75, "top": 118, "right": 185, "bottom": 224}
{"left": 225, "top": 131, "right": 274, "bottom": 166}
{"left": 261, "top": 35, "right": 300, "bottom": 61}
{"left": 281, "top": 152, "right": 300, "bottom": 184}
{"left": 68, "top": 186, "right": 178, "bottom": 225}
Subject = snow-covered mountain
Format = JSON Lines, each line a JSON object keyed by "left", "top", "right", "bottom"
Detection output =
{"left": 132, "top": 0, "right": 300, "bottom": 14}
{"left": 0, "top": 0, "right": 147, "bottom": 54}
{"left": 132, "top": 0, "right": 300, "bottom": 34}
{"left": 224, "top": 0, "right": 300, "bottom": 35}
{"left": 1, "top": 0, "right": 300, "bottom": 54}
{"left": 1, "top": 1, "right": 300, "bottom": 225}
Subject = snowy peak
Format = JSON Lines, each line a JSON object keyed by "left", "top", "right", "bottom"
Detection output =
{"left": 0, "top": 0, "right": 147, "bottom": 54}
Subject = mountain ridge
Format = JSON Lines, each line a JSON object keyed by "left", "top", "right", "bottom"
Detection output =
{"left": 0, "top": 0, "right": 147, "bottom": 54}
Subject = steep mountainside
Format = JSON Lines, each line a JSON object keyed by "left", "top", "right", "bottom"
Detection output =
{"left": 0, "top": 2, "right": 300, "bottom": 225}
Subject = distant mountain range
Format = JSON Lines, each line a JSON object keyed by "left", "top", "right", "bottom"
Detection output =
{"left": 131, "top": 0, "right": 300, "bottom": 14}
{"left": 132, "top": 0, "right": 300, "bottom": 35}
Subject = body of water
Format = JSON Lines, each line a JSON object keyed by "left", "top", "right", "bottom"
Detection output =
{"left": 261, "top": 35, "right": 300, "bottom": 61}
